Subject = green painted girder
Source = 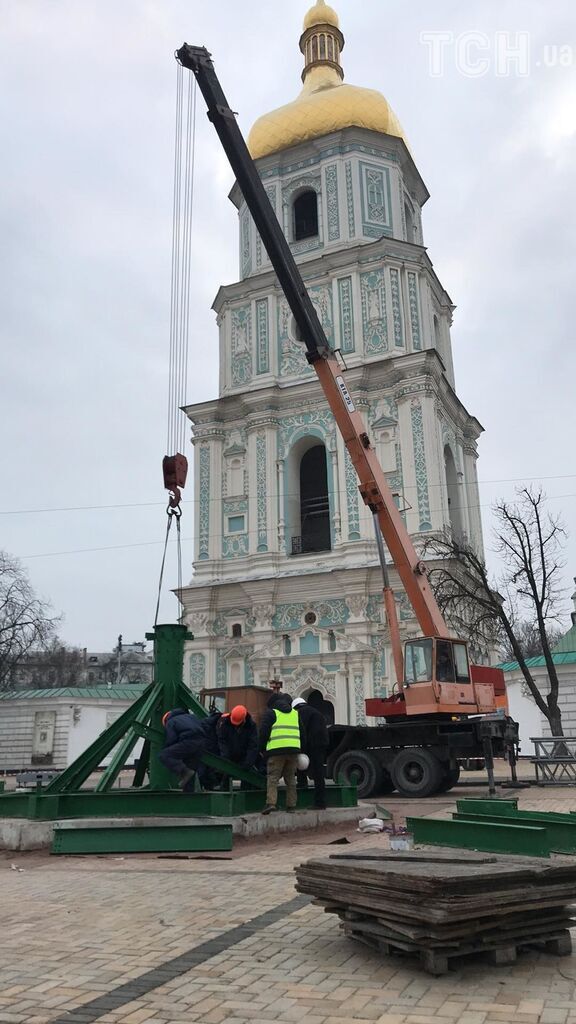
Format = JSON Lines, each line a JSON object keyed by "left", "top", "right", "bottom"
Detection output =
{"left": 456, "top": 798, "right": 519, "bottom": 816}
{"left": 406, "top": 816, "right": 550, "bottom": 857}
{"left": 133, "top": 740, "right": 150, "bottom": 788}
{"left": 453, "top": 811, "right": 576, "bottom": 853}
{"left": 96, "top": 682, "right": 164, "bottom": 793}
{"left": 44, "top": 683, "right": 157, "bottom": 794}
{"left": 0, "top": 784, "right": 356, "bottom": 820}
{"left": 52, "top": 823, "right": 233, "bottom": 855}
{"left": 199, "top": 752, "right": 267, "bottom": 789}
{"left": 457, "top": 799, "right": 576, "bottom": 824}
{"left": 148, "top": 626, "right": 194, "bottom": 790}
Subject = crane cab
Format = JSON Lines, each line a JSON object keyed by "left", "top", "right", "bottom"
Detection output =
{"left": 403, "top": 636, "right": 499, "bottom": 715}
{"left": 366, "top": 636, "right": 500, "bottom": 718}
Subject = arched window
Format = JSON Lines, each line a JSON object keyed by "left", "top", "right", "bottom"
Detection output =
{"left": 444, "top": 445, "right": 465, "bottom": 541}
{"left": 293, "top": 191, "right": 318, "bottom": 241}
{"left": 433, "top": 315, "right": 444, "bottom": 362}
{"left": 229, "top": 661, "right": 242, "bottom": 686}
{"left": 229, "top": 458, "right": 243, "bottom": 495}
{"left": 404, "top": 201, "right": 414, "bottom": 240}
{"left": 231, "top": 623, "right": 242, "bottom": 639}
{"left": 300, "top": 445, "right": 331, "bottom": 553}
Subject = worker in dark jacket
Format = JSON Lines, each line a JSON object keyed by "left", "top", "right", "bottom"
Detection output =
{"left": 292, "top": 696, "right": 329, "bottom": 809}
{"left": 218, "top": 705, "right": 258, "bottom": 768}
{"left": 258, "top": 692, "right": 301, "bottom": 814}
{"left": 196, "top": 709, "right": 223, "bottom": 791}
{"left": 159, "top": 708, "right": 214, "bottom": 789}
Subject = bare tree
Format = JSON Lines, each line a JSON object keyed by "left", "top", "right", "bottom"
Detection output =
{"left": 0, "top": 551, "right": 60, "bottom": 691}
{"left": 424, "top": 488, "right": 567, "bottom": 736}
{"left": 499, "top": 619, "right": 563, "bottom": 663}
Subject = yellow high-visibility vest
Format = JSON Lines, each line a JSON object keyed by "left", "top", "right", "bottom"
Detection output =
{"left": 266, "top": 708, "right": 301, "bottom": 753}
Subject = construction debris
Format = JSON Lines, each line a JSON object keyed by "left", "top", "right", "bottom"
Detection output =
{"left": 295, "top": 848, "right": 576, "bottom": 975}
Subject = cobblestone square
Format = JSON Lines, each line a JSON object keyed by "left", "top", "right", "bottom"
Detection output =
{"left": 2, "top": 785, "right": 576, "bottom": 1024}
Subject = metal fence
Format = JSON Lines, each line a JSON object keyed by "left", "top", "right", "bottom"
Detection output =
{"left": 531, "top": 736, "right": 576, "bottom": 785}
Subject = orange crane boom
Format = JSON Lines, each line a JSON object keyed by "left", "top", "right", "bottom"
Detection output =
{"left": 176, "top": 44, "right": 502, "bottom": 719}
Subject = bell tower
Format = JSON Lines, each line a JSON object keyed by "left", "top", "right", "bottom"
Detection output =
{"left": 180, "top": 1, "right": 485, "bottom": 724}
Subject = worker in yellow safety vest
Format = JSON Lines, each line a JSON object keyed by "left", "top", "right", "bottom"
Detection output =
{"left": 258, "top": 692, "right": 301, "bottom": 815}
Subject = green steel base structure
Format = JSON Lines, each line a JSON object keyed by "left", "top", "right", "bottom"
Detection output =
{"left": 0, "top": 624, "right": 357, "bottom": 852}
{"left": 52, "top": 822, "right": 233, "bottom": 855}
{"left": 0, "top": 783, "right": 357, "bottom": 821}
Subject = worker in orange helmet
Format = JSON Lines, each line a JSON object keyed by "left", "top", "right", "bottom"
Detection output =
{"left": 160, "top": 708, "right": 218, "bottom": 790}
{"left": 217, "top": 705, "right": 260, "bottom": 785}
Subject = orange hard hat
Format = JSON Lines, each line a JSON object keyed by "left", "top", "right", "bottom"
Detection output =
{"left": 161, "top": 711, "right": 171, "bottom": 727}
{"left": 230, "top": 705, "right": 247, "bottom": 726}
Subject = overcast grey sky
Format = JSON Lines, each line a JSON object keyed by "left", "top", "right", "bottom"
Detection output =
{"left": 1, "top": 0, "right": 575, "bottom": 651}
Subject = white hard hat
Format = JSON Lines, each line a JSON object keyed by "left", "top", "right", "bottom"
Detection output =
{"left": 296, "top": 753, "right": 310, "bottom": 771}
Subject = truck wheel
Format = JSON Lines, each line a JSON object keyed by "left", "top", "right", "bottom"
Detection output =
{"left": 333, "top": 750, "right": 383, "bottom": 799}
{"left": 390, "top": 748, "right": 443, "bottom": 798}
{"left": 436, "top": 766, "right": 461, "bottom": 793}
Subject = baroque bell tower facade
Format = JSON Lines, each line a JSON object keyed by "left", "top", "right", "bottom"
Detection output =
{"left": 180, "top": 1, "right": 485, "bottom": 724}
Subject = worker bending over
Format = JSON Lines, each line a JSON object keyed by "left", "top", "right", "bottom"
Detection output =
{"left": 258, "top": 692, "right": 301, "bottom": 815}
{"left": 217, "top": 705, "right": 259, "bottom": 783}
{"left": 160, "top": 708, "right": 215, "bottom": 790}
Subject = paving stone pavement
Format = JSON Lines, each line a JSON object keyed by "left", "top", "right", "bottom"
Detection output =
{"left": 2, "top": 784, "right": 576, "bottom": 1024}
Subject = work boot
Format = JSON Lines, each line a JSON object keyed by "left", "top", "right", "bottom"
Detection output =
{"left": 286, "top": 807, "right": 296, "bottom": 814}
{"left": 179, "top": 768, "right": 195, "bottom": 790}
{"left": 261, "top": 805, "right": 276, "bottom": 815}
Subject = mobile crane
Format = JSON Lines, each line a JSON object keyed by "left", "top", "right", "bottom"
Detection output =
{"left": 176, "top": 45, "right": 518, "bottom": 798}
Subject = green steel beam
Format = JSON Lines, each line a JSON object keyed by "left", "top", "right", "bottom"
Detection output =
{"left": 454, "top": 811, "right": 576, "bottom": 853}
{"left": 52, "top": 823, "right": 233, "bottom": 855}
{"left": 177, "top": 681, "right": 207, "bottom": 719}
{"left": 132, "top": 740, "right": 150, "bottom": 788}
{"left": 44, "top": 684, "right": 156, "bottom": 794}
{"left": 456, "top": 798, "right": 519, "bottom": 816}
{"left": 457, "top": 799, "right": 576, "bottom": 824}
{"left": 199, "top": 752, "right": 267, "bottom": 789}
{"left": 147, "top": 624, "right": 194, "bottom": 790}
{"left": 96, "top": 682, "right": 163, "bottom": 793}
{"left": 133, "top": 723, "right": 163, "bottom": 744}
{"left": 406, "top": 816, "right": 550, "bottom": 857}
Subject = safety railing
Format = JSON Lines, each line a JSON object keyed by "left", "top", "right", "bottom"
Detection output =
{"left": 531, "top": 736, "right": 576, "bottom": 785}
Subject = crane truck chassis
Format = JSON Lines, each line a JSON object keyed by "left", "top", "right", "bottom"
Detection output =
{"left": 325, "top": 714, "right": 517, "bottom": 799}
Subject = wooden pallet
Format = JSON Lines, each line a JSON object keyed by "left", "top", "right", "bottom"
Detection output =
{"left": 295, "top": 848, "right": 576, "bottom": 975}
{"left": 342, "top": 922, "right": 572, "bottom": 976}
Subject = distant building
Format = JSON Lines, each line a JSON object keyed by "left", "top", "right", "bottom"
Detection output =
{"left": 0, "top": 685, "right": 147, "bottom": 771}
{"left": 7, "top": 640, "right": 153, "bottom": 691}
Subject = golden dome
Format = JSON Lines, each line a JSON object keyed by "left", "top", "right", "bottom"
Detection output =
{"left": 247, "top": 2, "right": 407, "bottom": 160}
{"left": 303, "top": 0, "right": 339, "bottom": 30}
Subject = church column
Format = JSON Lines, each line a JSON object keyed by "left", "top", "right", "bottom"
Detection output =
{"left": 463, "top": 440, "right": 483, "bottom": 555}
{"left": 276, "top": 457, "right": 286, "bottom": 554}
{"left": 248, "top": 419, "right": 277, "bottom": 556}
{"left": 329, "top": 443, "right": 341, "bottom": 544}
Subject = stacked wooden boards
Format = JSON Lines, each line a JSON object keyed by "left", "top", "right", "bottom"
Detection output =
{"left": 295, "top": 849, "right": 576, "bottom": 975}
